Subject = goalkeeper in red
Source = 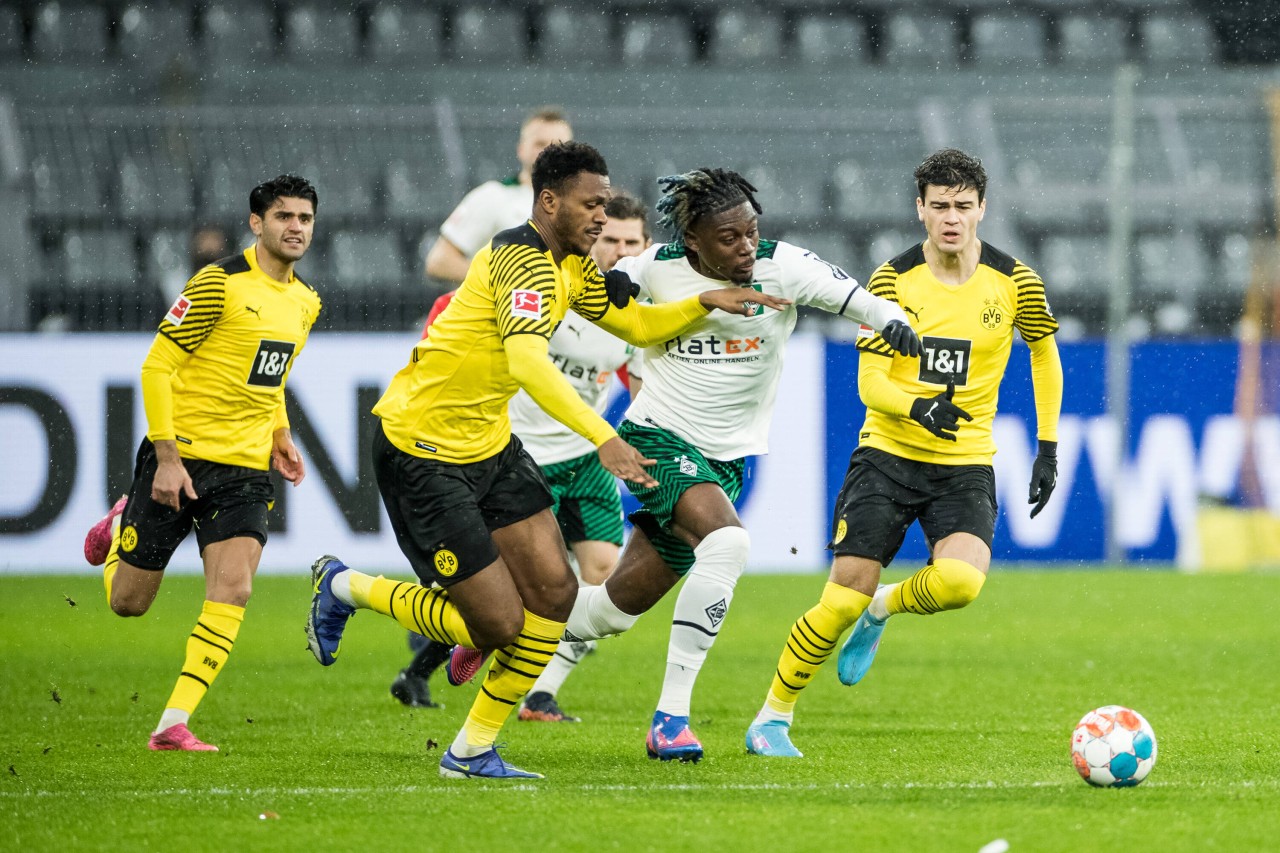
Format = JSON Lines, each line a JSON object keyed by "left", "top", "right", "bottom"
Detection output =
{"left": 82, "top": 175, "right": 321, "bottom": 752}
{"left": 745, "top": 148, "right": 1063, "bottom": 757}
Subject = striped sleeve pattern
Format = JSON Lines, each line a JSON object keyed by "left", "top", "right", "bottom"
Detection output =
{"left": 158, "top": 267, "right": 226, "bottom": 352}
{"left": 571, "top": 258, "right": 610, "bottom": 321}
{"left": 492, "top": 244, "right": 557, "bottom": 340}
{"left": 856, "top": 262, "right": 901, "bottom": 356}
{"left": 1011, "top": 262, "right": 1059, "bottom": 342}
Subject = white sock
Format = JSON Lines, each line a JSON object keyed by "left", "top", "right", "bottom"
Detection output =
{"left": 656, "top": 527, "right": 750, "bottom": 717}
{"left": 330, "top": 569, "right": 356, "bottom": 607}
{"left": 867, "top": 584, "right": 892, "bottom": 623}
{"left": 528, "top": 639, "right": 594, "bottom": 697}
{"left": 754, "top": 706, "right": 794, "bottom": 726}
{"left": 565, "top": 584, "right": 638, "bottom": 641}
{"left": 449, "top": 729, "right": 486, "bottom": 758}
{"left": 154, "top": 708, "right": 190, "bottom": 734}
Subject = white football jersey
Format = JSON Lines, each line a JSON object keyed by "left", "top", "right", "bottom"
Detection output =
{"left": 508, "top": 309, "right": 643, "bottom": 465}
{"left": 438, "top": 178, "right": 532, "bottom": 257}
{"left": 621, "top": 239, "right": 907, "bottom": 460}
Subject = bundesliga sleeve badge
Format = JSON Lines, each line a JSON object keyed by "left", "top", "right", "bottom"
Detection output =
{"left": 511, "top": 289, "right": 542, "bottom": 319}
{"left": 164, "top": 295, "right": 193, "bottom": 326}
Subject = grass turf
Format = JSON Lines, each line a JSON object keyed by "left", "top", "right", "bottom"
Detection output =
{"left": 2, "top": 569, "right": 1278, "bottom": 852}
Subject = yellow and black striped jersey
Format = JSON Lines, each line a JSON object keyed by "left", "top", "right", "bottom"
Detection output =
{"left": 146, "top": 246, "right": 321, "bottom": 469}
{"left": 374, "top": 221, "right": 616, "bottom": 464}
{"left": 857, "top": 241, "right": 1058, "bottom": 465}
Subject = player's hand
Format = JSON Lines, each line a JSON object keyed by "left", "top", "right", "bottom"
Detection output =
{"left": 699, "top": 287, "right": 792, "bottom": 316}
{"left": 272, "top": 428, "right": 307, "bottom": 486}
{"left": 597, "top": 436, "right": 659, "bottom": 488}
{"left": 908, "top": 382, "right": 972, "bottom": 442}
{"left": 603, "top": 269, "right": 640, "bottom": 310}
{"left": 881, "top": 319, "right": 922, "bottom": 358}
{"left": 1028, "top": 440, "right": 1058, "bottom": 518}
{"left": 152, "top": 458, "right": 197, "bottom": 511}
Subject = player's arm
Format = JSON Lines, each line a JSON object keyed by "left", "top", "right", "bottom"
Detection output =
{"left": 793, "top": 248, "right": 920, "bottom": 356}
{"left": 1014, "top": 262, "right": 1063, "bottom": 517}
{"left": 425, "top": 184, "right": 500, "bottom": 284}
{"left": 505, "top": 334, "right": 657, "bottom": 486}
{"left": 271, "top": 403, "right": 305, "bottom": 486}
{"left": 424, "top": 237, "right": 472, "bottom": 284}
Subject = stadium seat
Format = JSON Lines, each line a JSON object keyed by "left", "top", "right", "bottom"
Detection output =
{"left": 881, "top": 12, "right": 960, "bottom": 68}
{"left": 32, "top": 2, "right": 109, "bottom": 62}
{"left": 709, "top": 9, "right": 783, "bottom": 66}
{"left": 116, "top": 159, "right": 195, "bottom": 222}
{"left": 199, "top": 2, "right": 276, "bottom": 63}
{"left": 793, "top": 12, "right": 868, "bottom": 66}
{"left": 1056, "top": 14, "right": 1130, "bottom": 66}
{"left": 200, "top": 160, "right": 245, "bottom": 220}
{"left": 537, "top": 6, "right": 611, "bottom": 65}
{"left": 62, "top": 230, "right": 139, "bottom": 287}
{"left": 117, "top": 4, "right": 193, "bottom": 65}
{"left": 1137, "top": 232, "right": 1206, "bottom": 298}
{"left": 1140, "top": 13, "right": 1217, "bottom": 66}
{"left": 0, "top": 6, "right": 25, "bottom": 61}
{"left": 145, "top": 230, "right": 190, "bottom": 300}
{"left": 969, "top": 11, "right": 1048, "bottom": 66}
{"left": 368, "top": 5, "right": 443, "bottom": 62}
{"left": 30, "top": 155, "right": 106, "bottom": 219}
{"left": 382, "top": 159, "right": 454, "bottom": 222}
{"left": 744, "top": 163, "right": 824, "bottom": 223}
{"left": 617, "top": 11, "right": 695, "bottom": 67}
{"left": 283, "top": 6, "right": 360, "bottom": 63}
{"left": 451, "top": 4, "right": 528, "bottom": 64}
{"left": 300, "top": 162, "right": 374, "bottom": 219}
{"left": 329, "top": 232, "right": 405, "bottom": 289}
{"left": 1040, "top": 235, "right": 1109, "bottom": 297}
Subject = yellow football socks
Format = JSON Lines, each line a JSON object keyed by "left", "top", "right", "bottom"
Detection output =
{"left": 765, "top": 582, "right": 871, "bottom": 715}
{"left": 102, "top": 517, "right": 122, "bottom": 603}
{"left": 163, "top": 600, "right": 244, "bottom": 716}
{"left": 462, "top": 609, "right": 563, "bottom": 748}
{"left": 887, "top": 558, "right": 986, "bottom": 615}
{"left": 349, "top": 572, "right": 473, "bottom": 648}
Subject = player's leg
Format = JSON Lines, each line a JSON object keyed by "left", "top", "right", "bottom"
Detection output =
{"left": 391, "top": 633, "right": 448, "bottom": 709}
{"left": 865, "top": 462, "right": 995, "bottom": 623}
{"left": 748, "top": 448, "right": 918, "bottom": 755}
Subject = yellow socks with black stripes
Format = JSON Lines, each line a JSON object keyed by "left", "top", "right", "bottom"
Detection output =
{"left": 347, "top": 572, "right": 473, "bottom": 648}
{"left": 760, "top": 583, "right": 871, "bottom": 720}
{"left": 452, "top": 610, "right": 564, "bottom": 756}
{"left": 885, "top": 558, "right": 986, "bottom": 616}
{"left": 102, "top": 517, "right": 122, "bottom": 603}
{"left": 156, "top": 600, "right": 244, "bottom": 733}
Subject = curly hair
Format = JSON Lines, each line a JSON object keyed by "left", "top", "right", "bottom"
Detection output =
{"left": 605, "top": 190, "right": 650, "bottom": 240}
{"left": 655, "top": 168, "right": 761, "bottom": 245}
{"left": 249, "top": 174, "right": 318, "bottom": 217}
{"left": 914, "top": 149, "right": 987, "bottom": 202}
{"left": 531, "top": 141, "right": 608, "bottom": 196}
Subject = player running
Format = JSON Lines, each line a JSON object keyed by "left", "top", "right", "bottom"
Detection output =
{"left": 552, "top": 167, "right": 921, "bottom": 763}
{"left": 744, "top": 148, "right": 1062, "bottom": 758}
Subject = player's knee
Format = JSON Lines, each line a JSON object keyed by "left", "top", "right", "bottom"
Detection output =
{"left": 692, "top": 526, "right": 751, "bottom": 585}
{"left": 467, "top": 607, "right": 524, "bottom": 650}
{"left": 209, "top": 579, "right": 253, "bottom": 609}
{"left": 934, "top": 558, "right": 986, "bottom": 610}
{"left": 109, "top": 589, "right": 152, "bottom": 618}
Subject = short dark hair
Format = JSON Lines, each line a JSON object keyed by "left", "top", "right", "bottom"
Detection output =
{"left": 249, "top": 174, "right": 318, "bottom": 217}
{"left": 655, "top": 167, "right": 762, "bottom": 241}
{"left": 531, "top": 141, "right": 608, "bottom": 196}
{"left": 914, "top": 149, "right": 987, "bottom": 202}
{"left": 605, "top": 191, "right": 650, "bottom": 240}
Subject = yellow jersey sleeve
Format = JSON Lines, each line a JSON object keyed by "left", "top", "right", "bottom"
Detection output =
{"left": 856, "top": 262, "right": 901, "bottom": 358}
{"left": 1011, "top": 262, "right": 1059, "bottom": 343}
{"left": 159, "top": 265, "right": 227, "bottom": 352}
{"left": 492, "top": 243, "right": 558, "bottom": 340}
{"left": 505, "top": 333, "right": 618, "bottom": 447}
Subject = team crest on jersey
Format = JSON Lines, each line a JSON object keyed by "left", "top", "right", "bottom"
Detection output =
{"left": 704, "top": 597, "right": 728, "bottom": 627}
{"left": 980, "top": 300, "right": 1004, "bottom": 330}
{"left": 834, "top": 519, "right": 847, "bottom": 544}
{"left": 512, "top": 289, "right": 542, "bottom": 319}
{"left": 164, "top": 295, "right": 192, "bottom": 326}
{"left": 677, "top": 455, "right": 698, "bottom": 477}
{"left": 120, "top": 525, "right": 138, "bottom": 553}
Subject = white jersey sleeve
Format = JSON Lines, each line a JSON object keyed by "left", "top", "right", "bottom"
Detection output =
{"left": 438, "top": 180, "right": 534, "bottom": 257}
{"left": 780, "top": 241, "right": 908, "bottom": 333}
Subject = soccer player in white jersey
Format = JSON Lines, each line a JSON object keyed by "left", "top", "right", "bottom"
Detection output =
{"left": 562, "top": 168, "right": 923, "bottom": 762}
{"left": 424, "top": 107, "right": 573, "bottom": 284}
{"left": 392, "top": 193, "right": 653, "bottom": 717}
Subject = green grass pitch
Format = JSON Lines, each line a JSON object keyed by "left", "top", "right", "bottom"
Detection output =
{"left": 3, "top": 568, "right": 1278, "bottom": 852}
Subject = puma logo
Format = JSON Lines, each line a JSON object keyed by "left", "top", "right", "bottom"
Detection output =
{"left": 923, "top": 402, "right": 939, "bottom": 423}
{"left": 903, "top": 305, "right": 922, "bottom": 322}
{"left": 245, "top": 305, "right": 262, "bottom": 318}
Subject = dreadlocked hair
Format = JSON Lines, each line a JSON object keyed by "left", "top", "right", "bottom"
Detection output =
{"left": 655, "top": 168, "right": 762, "bottom": 248}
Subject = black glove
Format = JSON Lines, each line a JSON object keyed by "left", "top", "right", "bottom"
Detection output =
{"left": 603, "top": 268, "right": 640, "bottom": 310}
{"left": 881, "top": 319, "right": 921, "bottom": 358}
{"left": 908, "top": 382, "right": 972, "bottom": 442}
{"left": 1028, "top": 440, "right": 1058, "bottom": 518}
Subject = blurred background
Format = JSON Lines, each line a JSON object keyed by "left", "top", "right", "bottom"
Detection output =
{"left": 0, "top": 0, "right": 1277, "bottom": 570}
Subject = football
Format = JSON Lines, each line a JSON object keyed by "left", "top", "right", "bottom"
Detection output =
{"left": 1071, "top": 705, "right": 1158, "bottom": 788}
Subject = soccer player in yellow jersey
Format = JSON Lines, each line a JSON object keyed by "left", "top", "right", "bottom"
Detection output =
{"left": 745, "top": 149, "right": 1063, "bottom": 758}
{"left": 304, "top": 142, "right": 787, "bottom": 780}
{"left": 82, "top": 175, "right": 322, "bottom": 752}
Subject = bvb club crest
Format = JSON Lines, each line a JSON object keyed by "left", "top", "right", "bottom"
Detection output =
{"left": 980, "top": 300, "right": 1003, "bottom": 330}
